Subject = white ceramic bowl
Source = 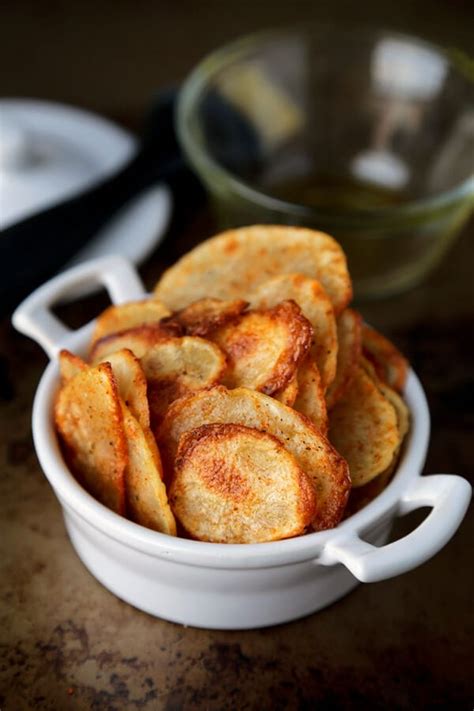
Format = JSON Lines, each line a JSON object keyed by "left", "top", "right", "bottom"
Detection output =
{"left": 13, "top": 256, "right": 471, "bottom": 630}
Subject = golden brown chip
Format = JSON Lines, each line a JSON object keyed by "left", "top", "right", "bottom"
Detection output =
{"left": 170, "top": 423, "right": 316, "bottom": 543}
{"left": 154, "top": 225, "right": 352, "bottom": 315}
{"left": 54, "top": 362, "right": 127, "bottom": 514}
{"left": 360, "top": 357, "right": 410, "bottom": 443}
{"left": 344, "top": 458, "right": 398, "bottom": 517}
{"left": 343, "top": 368, "right": 408, "bottom": 513}
{"left": 58, "top": 349, "right": 87, "bottom": 383}
{"left": 120, "top": 402, "right": 176, "bottom": 535}
{"left": 139, "top": 336, "right": 227, "bottom": 427}
{"left": 90, "top": 323, "right": 183, "bottom": 363}
{"left": 293, "top": 358, "right": 328, "bottom": 435}
{"left": 209, "top": 301, "right": 312, "bottom": 395}
{"left": 98, "top": 349, "right": 150, "bottom": 431}
{"left": 328, "top": 366, "right": 400, "bottom": 488}
{"left": 157, "top": 385, "right": 350, "bottom": 530}
{"left": 362, "top": 324, "right": 408, "bottom": 393}
{"left": 274, "top": 371, "right": 299, "bottom": 406}
{"left": 250, "top": 273, "right": 338, "bottom": 390}
{"left": 90, "top": 299, "right": 172, "bottom": 348}
{"left": 326, "top": 309, "right": 362, "bottom": 409}
{"left": 95, "top": 348, "right": 165, "bottom": 475}
{"left": 173, "top": 297, "right": 249, "bottom": 336}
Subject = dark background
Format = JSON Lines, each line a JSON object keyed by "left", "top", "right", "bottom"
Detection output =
{"left": 1, "top": 1, "right": 473, "bottom": 710}
{"left": 2, "top": 0, "right": 473, "bottom": 125}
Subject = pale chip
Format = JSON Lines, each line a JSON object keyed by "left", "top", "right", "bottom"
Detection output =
{"left": 54, "top": 362, "right": 127, "bottom": 514}
{"left": 120, "top": 402, "right": 176, "bottom": 535}
{"left": 209, "top": 300, "right": 312, "bottom": 395}
{"left": 154, "top": 225, "right": 352, "bottom": 315}
{"left": 362, "top": 324, "right": 408, "bottom": 393}
{"left": 174, "top": 297, "right": 249, "bottom": 336}
{"left": 250, "top": 273, "right": 338, "bottom": 390}
{"left": 90, "top": 299, "right": 172, "bottom": 348}
{"left": 140, "top": 336, "right": 227, "bottom": 427}
{"left": 326, "top": 309, "right": 362, "bottom": 409}
{"left": 329, "top": 366, "right": 400, "bottom": 487}
{"left": 157, "top": 385, "right": 350, "bottom": 530}
{"left": 293, "top": 357, "right": 328, "bottom": 434}
{"left": 170, "top": 423, "right": 316, "bottom": 543}
{"left": 90, "top": 323, "right": 182, "bottom": 363}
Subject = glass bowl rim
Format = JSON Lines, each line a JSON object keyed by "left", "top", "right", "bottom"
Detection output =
{"left": 177, "top": 24, "right": 474, "bottom": 229}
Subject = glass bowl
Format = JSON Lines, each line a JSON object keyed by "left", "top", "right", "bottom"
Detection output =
{"left": 177, "top": 26, "right": 474, "bottom": 299}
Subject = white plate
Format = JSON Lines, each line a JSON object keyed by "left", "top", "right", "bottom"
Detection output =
{"left": 0, "top": 99, "right": 172, "bottom": 295}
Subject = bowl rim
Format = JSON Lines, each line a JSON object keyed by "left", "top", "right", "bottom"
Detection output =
{"left": 32, "top": 321, "right": 430, "bottom": 569}
{"left": 177, "top": 24, "right": 474, "bottom": 230}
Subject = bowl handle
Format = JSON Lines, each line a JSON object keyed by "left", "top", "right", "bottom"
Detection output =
{"left": 12, "top": 256, "right": 146, "bottom": 359}
{"left": 319, "top": 474, "right": 471, "bottom": 582}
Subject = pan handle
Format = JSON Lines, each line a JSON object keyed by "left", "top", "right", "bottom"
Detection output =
{"left": 12, "top": 256, "right": 146, "bottom": 359}
{"left": 319, "top": 473, "right": 471, "bottom": 582}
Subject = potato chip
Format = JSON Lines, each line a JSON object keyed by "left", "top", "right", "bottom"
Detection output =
{"left": 98, "top": 349, "right": 150, "bottom": 431}
{"left": 360, "top": 356, "right": 410, "bottom": 443}
{"left": 362, "top": 324, "right": 408, "bottom": 393}
{"left": 328, "top": 366, "right": 399, "bottom": 487}
{"left": 344, "top": 458, "right": 398, "bottom": 517}
{"left": 59, "top": 349, "right": 87, "bottom": 383}
{"left": 250, "top": 273, "right": 338, "bottom": 390}
{"left": 326, "top": 309, "right": 362, "bottom": 409}
{"left": 54, "top": 362, "right": 127, "bottom": 514}
{"left": 154, "top": 225, "right": 352, "bottom": 315}
{"left": 209, "top": 301, "right": 312, "bottom": 395}
{"left": 90, "top": 299, "right": 172, "bottom": 347}
{"left": 95, "top": 348, "right": 165, "bottom": 474}
{"left": 274, "top": 371, "right": 298, "bottom": 406}
{"left": 293, "top": 357, "right": 328, "bottom": 434}
{"left": 120, "top": 402, "right": 176, "bottom": 535}
{"left": 158, "top": 385, "right": 350, "bottom": 530}
{"left": 170, "top": 423, "right": 316, "bottom": 543}
{"left": 140, "top": 336, "right": 227, "bottom": 427}
{"left": 173, "top": 297, "right": 249, "bottom": 336}
{"left": 90, "top": 323, "right": 183, "bottom": 363}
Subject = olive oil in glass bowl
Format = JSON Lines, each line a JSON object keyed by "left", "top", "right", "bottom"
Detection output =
{"left": 177, "top": 26, "right": 474, "bottom": 299}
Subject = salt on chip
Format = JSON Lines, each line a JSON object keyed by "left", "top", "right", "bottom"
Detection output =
{"left": 328, "top": 366, "right": 399, "bottom": 488}
{"left": 209, "top": 300, "right": 312, "bottom": 395}
{"left": 90, "top": 323, "right": 183, "bottom": 363}
{"left": 120, "top": 402, "right": 176, "bottom": 535}
{"left": 54, "top": 362, "right": 127, "bottom": 514}
{"left": 250, "top": 273, "right": 338, "bottom": 390}
{"left": 170, "top": 423, "right": 316, "bottom": 543}
{"left": 173, "top": 297, "right": 249, "bottom": 337}
{"left": 140, "top": 336, "right": 227, "bottom": 427}
{"left": 362, "top": 324, "right": 408, "bottom": 393}
{"left": 293, "top": 357, "right": 328, "bottom": 435}
{"left": 154, "top": 225, "right": 352, "bottom": 315}
{"left": 326, "top": 309, "right": 362, "bottom": 409}
{"left": 157, "top": 385, "right": 350, "bottom": 530}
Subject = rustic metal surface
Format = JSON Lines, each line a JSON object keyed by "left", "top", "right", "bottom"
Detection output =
{"left": 1, "top": 1, "right": 473, "bottom": 707}
{"left": 1, "top": 207, "right": 473, "bottom": 710}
